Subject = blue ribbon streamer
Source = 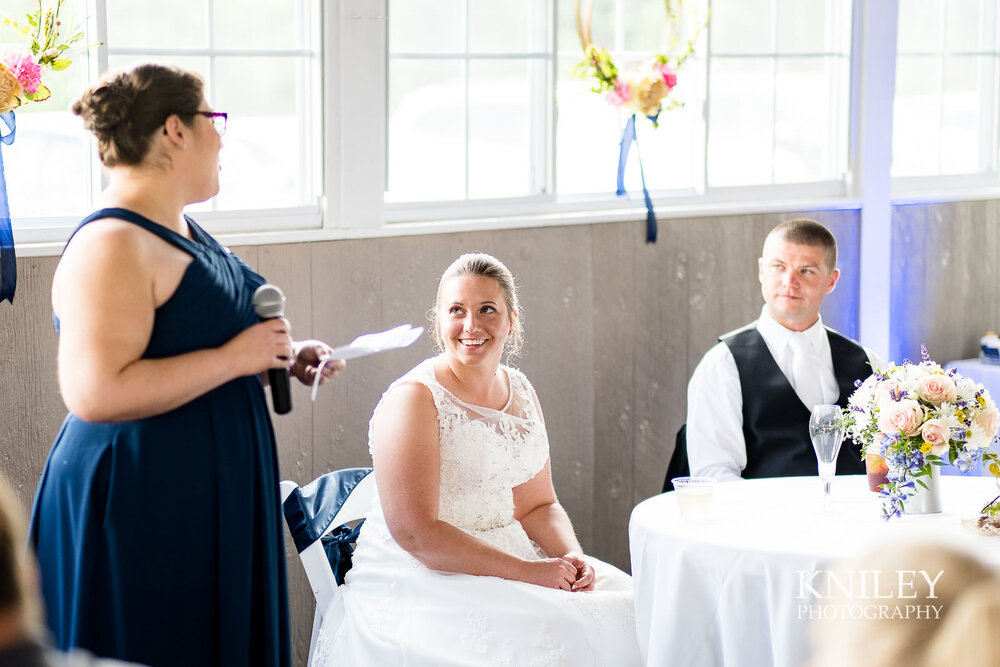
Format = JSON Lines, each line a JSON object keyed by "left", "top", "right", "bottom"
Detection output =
{"left": 615, "top": 114, "right": 657, "bottom": 244}
{"left": 0, "top": 111, "right": 16, "bottom": 304}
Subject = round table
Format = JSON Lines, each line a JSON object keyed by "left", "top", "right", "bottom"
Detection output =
{"left": 629, "top": 475, "right": 1000, "bottom": 667}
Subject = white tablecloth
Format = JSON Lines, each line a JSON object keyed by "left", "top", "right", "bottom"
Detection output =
{"left": 629, "top": 475, "right": 1000, "bottom": 667}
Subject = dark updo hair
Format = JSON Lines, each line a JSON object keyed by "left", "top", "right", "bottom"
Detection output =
{"left": 72, "top": 64, "right": 204, "bottom": 167}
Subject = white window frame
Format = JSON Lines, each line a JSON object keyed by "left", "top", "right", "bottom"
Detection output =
{"left": 890, "top": 0, "right": 1000, "bottom": 196}
{"left": 12, "top": 0, "right": 1000, "bottom": 262}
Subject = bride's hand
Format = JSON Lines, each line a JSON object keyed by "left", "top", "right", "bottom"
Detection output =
{"left": 522, "top": 557, "right": 578, "bottom": 591}
{"left": 563, "top": 552, "right": 595, "bottom": 592}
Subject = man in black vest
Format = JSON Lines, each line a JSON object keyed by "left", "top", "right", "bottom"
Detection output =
{"left": 686, "top": 218, "right": 882, "bottom": 481}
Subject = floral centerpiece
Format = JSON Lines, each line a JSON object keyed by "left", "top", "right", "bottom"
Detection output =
{"left": 842, "top": 346, "right": 1000, "bottom": 520}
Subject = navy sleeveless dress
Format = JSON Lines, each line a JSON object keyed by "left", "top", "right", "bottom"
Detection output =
{"left": 29, "top": 208, "right": 290, "bottom": 666}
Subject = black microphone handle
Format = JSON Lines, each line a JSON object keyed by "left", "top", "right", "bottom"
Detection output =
{"left": 268, "top": 367, "right": 292, "bottom": 415}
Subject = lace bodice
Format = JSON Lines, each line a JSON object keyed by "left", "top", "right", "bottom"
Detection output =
{"left": 371, "top": 358, "right": 549, "bottom": 530}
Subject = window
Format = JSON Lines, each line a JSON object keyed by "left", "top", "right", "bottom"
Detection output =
{"left": 705, "top": 0, "right": 852, "bottom": 188}
{"left": 385, "top": 0, "right": 552, "bottom": 203}
{"left": 554, "top": 0, "right": 708, "bottom": 197}
{"left": 893, "top": 0, "right": 1000, "bottom": 180}
{"left": 3, "top": 0, "right": 321, "bottom": 235}
{"left": 386, "top": 0, "right": 854, "bottom": 212}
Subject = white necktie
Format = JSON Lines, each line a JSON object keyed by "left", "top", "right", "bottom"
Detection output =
{"left": 788, "top": 334, "right": 823, "bottom": 410}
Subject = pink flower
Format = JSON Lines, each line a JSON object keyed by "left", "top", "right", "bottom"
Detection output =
{"left": 604, "top": 81, "right": 632, "bottom": 107}
{"left": 877, "top": 398, "right": 923, "bottom": 438}
{"left": 2, "top": 52, "right": 41, "bottom": 95}
{"left": 653, "top": 62, "right": 677, "bottom": 89}
{"left": 874, "top": 379, "right": 903, "bottom": 405}
{"left": 975, "top": 408, "right": 1000, "bottom": 439}
{"left": 915, "top": 373, "right": 957, "bottom": 405}
{"left": 920, "top": 419, "right": 950, "bottom": 455}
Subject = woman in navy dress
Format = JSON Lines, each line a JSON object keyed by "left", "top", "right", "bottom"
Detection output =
{"left": 28, "top": 64, "right": 343, "bottom": 666}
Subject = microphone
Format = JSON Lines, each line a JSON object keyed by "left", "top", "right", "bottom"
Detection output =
{"left": 252, "top": 284, "right": 292, "bottom": 415}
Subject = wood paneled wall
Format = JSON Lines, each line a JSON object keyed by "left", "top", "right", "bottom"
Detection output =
{"left": 890, "top": 199, "right": 1000, "bottom": 364}
{"left": 0, "top": 206, "right": 874, "bottom": 664}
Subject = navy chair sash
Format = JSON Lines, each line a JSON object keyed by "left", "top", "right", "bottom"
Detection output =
{"left": 281, "top": 467, "right": 373, "bottom": 584}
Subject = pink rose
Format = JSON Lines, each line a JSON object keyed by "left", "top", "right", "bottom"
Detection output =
{"left": 877, "top": 398, "right": 923, "bottom": 438}
{"left": 653, "top": 62, "right": 677, "bottom": 89}
{"left": 915, "top": 374, "right": 957, "bottom": 405}
{"left": 874, "top": 379, "right": 902, "bottom": 405}
{"left": 2, "top": 52, "right": 41, "bottom": 95}
{"left": 604, "top": 81, "right": 632, "bottom": 107}
{"left": 920, "top": 419, "right": 950, "bottom": 455}
{"left": 975, "top": 408, "right": 1000, "bottom": 439}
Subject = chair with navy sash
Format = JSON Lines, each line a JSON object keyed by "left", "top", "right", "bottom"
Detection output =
{"left": 280, "top": 467, "right": 375, "bottom": 664}
{"left": 662, "top": 425, "right": 690, "bottom": 493}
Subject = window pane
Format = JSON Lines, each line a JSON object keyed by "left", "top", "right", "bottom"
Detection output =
{"left": 892, "top": 55, "right": 942, "bottom": 177}
{"left": 3, "top": 0, "right": 93, "bottom": 219}
{"left": 107, "top": 0, "right": 208, "bottom": 49}
{"left": 469, "top": 0, "right": 547, "bottom": 53}
{"left": 467, "top": 60, "right": 540, "bottom": 198}
{"left": 940, "top": 55, "right": 991, "bottom": 174}
{"left": 622, "top": 0, "right": 674, "bottom": 53}
{"left": 389, "top": 0, "right": 464, "bottom": 53}
{"left": 555, "top": 64, "right": 625, "bottom": 195}
{"left": 897, "top": 0, "right": 943, "bottom": 53}
{"left": 774, "top": 57, "right": 846, "bottom": 183}
{"left": 946, "top": 0, "right": 993, "bottom": 51}
{"left": 213, "top": 56, "right": 317, "bottom": 209}
{"left": 777, "top": 0, "right": 851, "bottom": 54}
{"left": 107, "top": 54, "right": 210, "bottom": 79}
{"left": 710, "top": 0, "right": 774, "bottom": 54}
{"left": 215, "top": 0, "right": 299, "bottom": 50}
{"left": 558, "top": 0, "right": 616, "bottom": 51}
{"left": 707, "top": 58, "right": 775, "bottom": 186}
{"left": 4, "top": 110, "right": 91, "bottom": 219}
{"left": 386, "top": 60, "right": 466, "bottom": 201}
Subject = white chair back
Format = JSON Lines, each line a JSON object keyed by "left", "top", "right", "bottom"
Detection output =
{"left": 280, "top": 470, "right": 375, "bottom": 664}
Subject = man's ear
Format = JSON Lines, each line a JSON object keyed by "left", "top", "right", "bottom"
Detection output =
{"left": 826, "top": 268, "right": 841, "bottom": 295}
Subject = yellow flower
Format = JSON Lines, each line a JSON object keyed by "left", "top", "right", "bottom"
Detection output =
{"left": 920, "top": 442, "right": 932, "bottom": 454}
{"left": 990, "top": 461, "right": 1000, "bottom": 477}
{"left": 0, "top": 64, "right": 23, "bottom": 114}
{"left": 978, "top": 395, "right": 987, "bottom": 407}
{"left": 633, "top": 74, "right": 669, "bottom": 116}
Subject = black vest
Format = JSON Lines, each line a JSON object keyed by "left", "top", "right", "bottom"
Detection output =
{"left": 723, "top": 326, "right": 873, "bottom": 479}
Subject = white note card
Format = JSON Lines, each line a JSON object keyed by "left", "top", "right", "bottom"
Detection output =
{"left": 328, "top": 324, "right": 425, "bottom": 361}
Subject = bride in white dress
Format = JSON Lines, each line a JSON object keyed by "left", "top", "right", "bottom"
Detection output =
{"left": 313, "top": 253, "right": 640, "bottom": 666}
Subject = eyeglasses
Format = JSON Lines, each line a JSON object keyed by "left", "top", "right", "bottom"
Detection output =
{"left": 190, "top": 111, "right": 228, "bottom": 136}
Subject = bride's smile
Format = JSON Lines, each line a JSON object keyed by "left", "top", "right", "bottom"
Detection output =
{"left": 439, "top": 274, "right": 513, "bottom": 365}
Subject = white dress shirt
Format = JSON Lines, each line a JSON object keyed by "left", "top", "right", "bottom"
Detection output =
{"left": 685, "top": 306, "right": 883, "bottom": 482}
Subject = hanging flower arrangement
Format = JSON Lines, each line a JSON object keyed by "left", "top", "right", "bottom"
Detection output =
{"left": 0, "top": 0, "right": 98, "bottom": 304}
{"left": 572, "top": 0, "right": 708, "bottom": 127}
{"left": 1, "top": 0, "right": 95, "bottom": 112}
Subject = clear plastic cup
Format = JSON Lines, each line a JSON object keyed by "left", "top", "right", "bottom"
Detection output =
{"left": 672, "top": 476, "right": 717, "bottom": 519}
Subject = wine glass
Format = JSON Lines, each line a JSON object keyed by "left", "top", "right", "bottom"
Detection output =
{"left": 809, "top": 404, "right": 845, "bottom": 511}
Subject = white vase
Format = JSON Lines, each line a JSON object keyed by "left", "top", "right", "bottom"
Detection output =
{"left": 906, "top": 465, "right": 942, "bottom": 514}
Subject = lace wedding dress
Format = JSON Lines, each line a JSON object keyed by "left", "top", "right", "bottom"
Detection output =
{"left": 313, "top": 358, "right": 640, "bottom": 666}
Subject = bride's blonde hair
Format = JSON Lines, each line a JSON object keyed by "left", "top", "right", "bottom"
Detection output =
{"left": 810, "top": 541, "right": 1000, "bottom": 667}
{"left": 429, "top": 253, "right": 524, "bottom": 360}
